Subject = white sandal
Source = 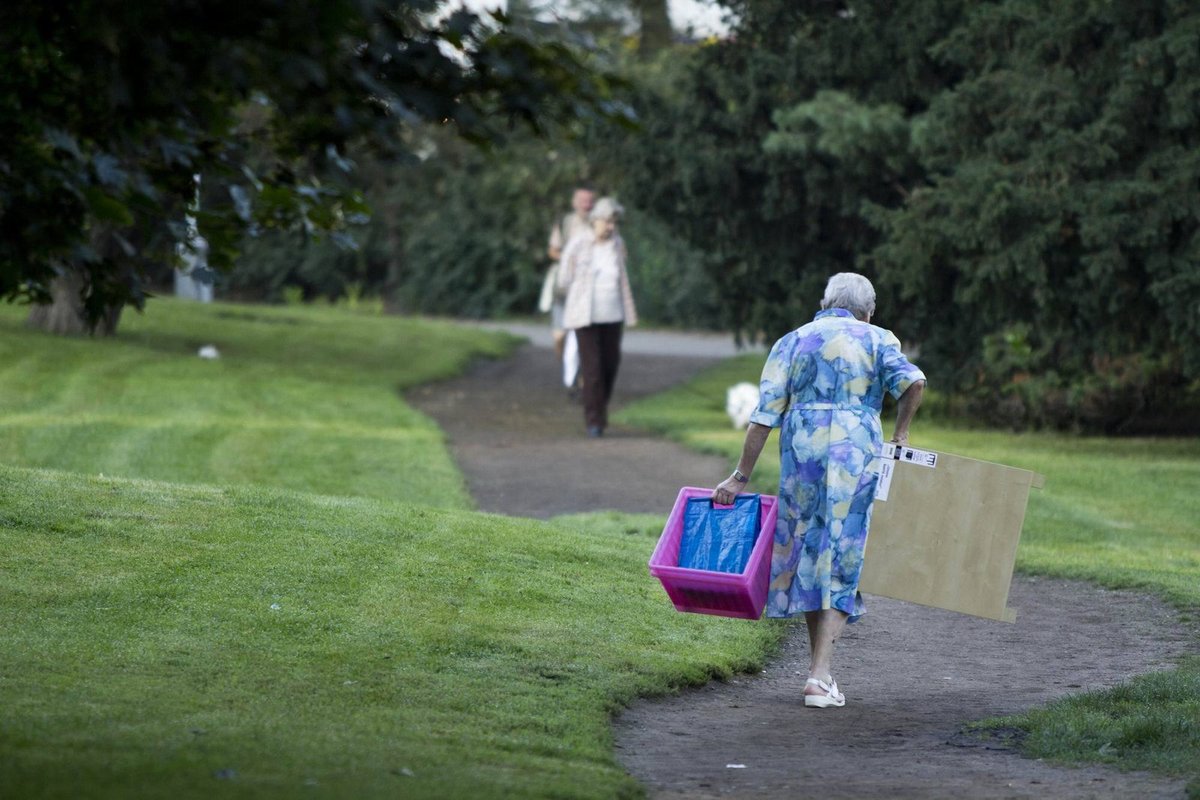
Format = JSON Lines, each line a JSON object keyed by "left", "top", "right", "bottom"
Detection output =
{"left": 804, "top": 677, "right": 846, "bottom": 708}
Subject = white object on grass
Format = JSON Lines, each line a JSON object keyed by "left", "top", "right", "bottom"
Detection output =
{"left": 198, "top": 345, "right": 220, "bottom": 360}
{"left": 725, "top": 382, "right": 759, "bottom": 429}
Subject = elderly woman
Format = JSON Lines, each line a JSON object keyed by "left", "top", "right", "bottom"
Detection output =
{"left": 557, "top": 197, "right": 638, "bottom": 438}
{"left": 712, "top": 272, "right": 926, "bottom": 708}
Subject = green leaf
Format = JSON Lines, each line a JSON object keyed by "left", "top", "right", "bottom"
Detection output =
{"left": 83, "top": 187, "right": 134, "bottom": 226}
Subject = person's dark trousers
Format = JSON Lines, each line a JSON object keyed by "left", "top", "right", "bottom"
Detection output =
{"left": 575, "top": 322, "right": 623, "bottom": 432}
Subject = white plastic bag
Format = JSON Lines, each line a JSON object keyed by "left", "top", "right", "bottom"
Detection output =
{"left": 537, "top": 265, "right": 558, "bottom": 313}
{"left": 562, "top": 330, "right": 579, "bottom": 388}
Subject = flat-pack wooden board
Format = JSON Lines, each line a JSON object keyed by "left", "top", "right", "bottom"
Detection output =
{"left": 859, "top": 445, "right": 1044, "bottom": 623}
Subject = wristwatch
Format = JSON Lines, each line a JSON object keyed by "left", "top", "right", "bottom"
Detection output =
{"left": 732, "top": 468, "right": 749, "bottom": 483}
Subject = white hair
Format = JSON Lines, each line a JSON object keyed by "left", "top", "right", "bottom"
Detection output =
{"left": 820, "top": 272, "right": 876, "bottom": 319}
{"left": 589, "top": 196, "right": 624, "bottom": 221}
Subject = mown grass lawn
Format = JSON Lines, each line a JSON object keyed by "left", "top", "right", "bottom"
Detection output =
{"left": 616, "top": 353, "right": 1200, "bottom": 794}
{"left": 1, "top": 300, "right": 785, "bottom": 798}
{"left": 0, "top": 298, "right": 519, "bottom": 507}
{"left": 0, "top": 466, "right": 780, "bottom": 799}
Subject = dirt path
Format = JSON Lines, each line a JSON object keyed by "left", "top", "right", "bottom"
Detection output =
{"left": 408, "top": 328, "right": 1192, "bottom": 799}
{"left": 407, "top": 327, "right": 746, "bottom": 518}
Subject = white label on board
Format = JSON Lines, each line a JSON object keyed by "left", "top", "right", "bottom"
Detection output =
{"left": 876, "top": 457, "right": 895, "bottom": 501}
{"left": 898, "top": 446, "right": 938, "bottom": 468}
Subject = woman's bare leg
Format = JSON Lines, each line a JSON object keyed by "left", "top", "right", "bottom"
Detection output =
{"left": 804, "top": 608, "right": 849, "bottom": 686}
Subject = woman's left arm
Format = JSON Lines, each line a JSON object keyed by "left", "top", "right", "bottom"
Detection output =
{"left": 712, "top": 335, "right": 792, "bottom": 503}
{"left": 713, "top": 423, "right": 772, "bottom": 505}
{"left": 617, "top": 237, "right": 638, "bottom": 327}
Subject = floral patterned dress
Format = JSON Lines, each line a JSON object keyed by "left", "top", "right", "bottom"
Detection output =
{"left": 749, "top": 308, "right": 925, "bottom": 622}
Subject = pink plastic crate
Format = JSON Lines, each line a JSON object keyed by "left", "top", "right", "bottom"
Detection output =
{"left": 649, "top": 487, "right": 778, "bottom": 620}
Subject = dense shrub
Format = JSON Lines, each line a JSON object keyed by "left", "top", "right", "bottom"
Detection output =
{"left": 600, "top": 0, "right": 1200, "bottom": 433}
{"left": 224, "top": 129, "right": 724, "bottom": 329}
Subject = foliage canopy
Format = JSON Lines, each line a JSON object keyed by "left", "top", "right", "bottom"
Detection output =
{"left": 222, "top": 1, "right": 721, "bottom": 329}
{"left": 602, "top": 0, "right": 1200, "bottom": 432}
{"left": 0, "top": 0, "right": 624, "bottom": 330}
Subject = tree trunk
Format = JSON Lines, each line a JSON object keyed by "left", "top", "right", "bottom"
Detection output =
{"left": 635, "top": 0, "right": 672, "bottom": 56}
{"left": 26, "top": 270, "right": 123, "bottom": 336}
{"left": 27, "top": 222, "right": 128, "bottom": 336}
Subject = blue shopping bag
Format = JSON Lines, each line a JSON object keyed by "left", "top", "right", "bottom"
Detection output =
{"left": 678, "top": 494, "right": 761, "bottom": 574}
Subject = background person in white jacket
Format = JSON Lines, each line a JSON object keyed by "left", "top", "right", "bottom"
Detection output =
{"left": 557, "top": 197, "right": 639, "bottom": 437}
{"left": 541, "top": 185, "right": 596, "bottom": 371}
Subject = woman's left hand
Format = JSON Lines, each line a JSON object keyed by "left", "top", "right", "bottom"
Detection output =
{"left": 712, "top": 477, "right": 744, "bottom": 506}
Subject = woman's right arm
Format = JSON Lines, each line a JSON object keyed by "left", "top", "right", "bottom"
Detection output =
{"left": 557, "top": 238, "right": 580, "bottom": 290}
{"left": 890, "top": 380, "right": 925, "bottom": 445}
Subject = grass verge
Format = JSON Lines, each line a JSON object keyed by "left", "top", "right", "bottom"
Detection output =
{"left": 0, "top": 465, "right": 784, "bottom": 799}
{"left": 0, "top": 299, "right": 518, "bottom": 507}
{"left": 2, "top": 302, "right": 786, "bottom": 797}
{"left": 615, "top": 352, "right": 1200, "bottom": 793}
